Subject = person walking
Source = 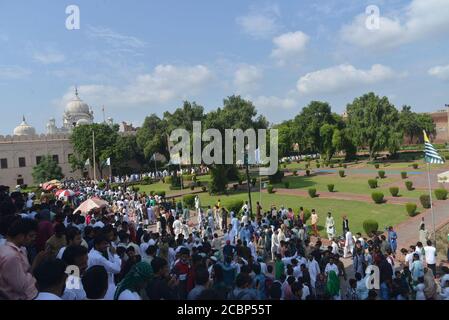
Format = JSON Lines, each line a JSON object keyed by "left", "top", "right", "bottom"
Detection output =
{"left": 311, "top": 210, "right": 319, "bottom": 238}
{"left": 325, "top": 212, "right": 335, "bottom": 241}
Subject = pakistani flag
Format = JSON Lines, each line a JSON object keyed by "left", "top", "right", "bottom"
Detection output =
{"left": 423, "top": 131, "right": 445, "bottom": 164}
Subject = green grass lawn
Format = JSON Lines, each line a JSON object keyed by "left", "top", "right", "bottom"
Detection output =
{"left": 273, "top": 174, "right": 425, "bottom": 199}
{"left": 194, "top": 191, "right": 409, "bottom": 237}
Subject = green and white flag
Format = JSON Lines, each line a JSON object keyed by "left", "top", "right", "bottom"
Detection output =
{"left": 423, "top": 131, "right": 445, "bottom": 164}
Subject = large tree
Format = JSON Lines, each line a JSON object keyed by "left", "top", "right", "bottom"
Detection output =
{"left": 32, "top": 156, "right": 64, "bottom": 183}
{"left": 136, "top": 114, "right": 169, "bottom": 161}
{"left": 70, "top": 123, "right": 120, "bottom": 178}
{"left": 346, "top": 92, "right": 400, "bottom": 160}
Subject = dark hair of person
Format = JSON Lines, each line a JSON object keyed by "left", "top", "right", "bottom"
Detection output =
{"left": 146, "top": 245, "right": 157, "bottom": 256}
{"left": 235, "top": 273, "right": 251, "bottom": 288}
{"left": 93, "top": 234, "right": 109, "bottom": 247}
{"left": 66, "top": 226, "right": 81, "bottom": 243}
{"left": 7, "top": 218, "right": 38, "bottom": 237}
{"left": 151, "top": 257, "right": 168, "bottom": 274}
{"left": 195, "top": 266, "right": 210, "bottom": 286}
{"left": 82, "top": 266, "right": 108, "bottom": 300}
{"left": 33, "top": 258, "right": 68, "bottom": 292}
{"left": 62, "top": 245, "right": 88, "bottom": 265}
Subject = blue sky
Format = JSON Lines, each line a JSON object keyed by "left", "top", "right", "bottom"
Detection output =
{"left": 0, "top": 0, "right": 448, "bottom": 134}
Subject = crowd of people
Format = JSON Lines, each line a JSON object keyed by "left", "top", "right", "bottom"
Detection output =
{"left": 0, "top": 178, "right": 448, "bottom": 301}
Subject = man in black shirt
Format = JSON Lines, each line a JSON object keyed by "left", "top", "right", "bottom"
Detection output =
{"left": 147, "top": 257, "right": 179, "bottom": 300}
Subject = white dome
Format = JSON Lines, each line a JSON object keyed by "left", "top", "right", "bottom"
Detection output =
{"left": 76, "top": 118, "right": 91, "bottom": 126}
{"left": 14, "top": 117, "right": 36, "bottom": 136}
{"left": 65, "top": 89, "right": 90, "bottom": 115}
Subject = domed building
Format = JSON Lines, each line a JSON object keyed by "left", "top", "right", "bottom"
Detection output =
{"left": 13, "top": 116, "right": 36, "bottom": 136}
{"left": 62, "top": 88, "right": 94, "bottom": 131}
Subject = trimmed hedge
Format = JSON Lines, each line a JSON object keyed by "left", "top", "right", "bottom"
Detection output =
{"left": 412, "top": 163, "right": 419, "bottom": 169}
{"left": 306, "top": 170, "right": 311, "bottom": 177}
{"left": 374, "top": 164, "right": 380, "bottom": 169}
{"left": 97, "top": 182, "right": 106, "bottom": 189}
{"left": 401, "top": 172, "right": 407, "bottom": 179}
{"left": 339, "top": 170, "right": 345, "bottom": 178}
{"left": 378, "top": 170, "right": 386, "bottom": 179}
{"left": 389, "top": 187, "right": 399, "bottom": 197}
{"left": 406, "top": 203, "right": 418, "bottom": 216}
{"left": 308, "top": 188, "right": 317, "bottom": 198}
{"left": 183, "top": 194, "right": 196, "bottom": 209}
{"left": 363, "top": 220, "right": 379, "bottom": 236}
{"left": 368, "top": 179, "right": 378, "bottom": 189}
{"left": 316, "top": 163, "right": 321, "bottom": 168}
{"left": 420, "top": 195, "right": 431, "bottom": 209}
{"left": 305, "top": 164, "right": 310, "bottom": 169}
{"left": 284, "top": 182, "right": 290, "bottom": 189}
{"left": 327, "top": 184, "right": 335, "bottom": 192}
{"left": 405, "top": 181, "right": 414, "bottom": 191}
{"left": 435, "top": 188, "right": 448, "bottom": 200}
{"left": 371, "top": 192, "right": 384, "bottom": 204}
{"left": 267, "top": 185, "right": 274, "bottom": 194}
{"left": 226, "top": 200, "right": 244, "bottom": 214}
{"left": 201, "top": 186, "right": 207, "bottom": 192}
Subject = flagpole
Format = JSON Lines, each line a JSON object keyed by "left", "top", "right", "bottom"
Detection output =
{"left": 426, "top": 163, "right": 437, "bottom": 244}
{"left": 92, "top": 130, "right": 97, "bottom": 181}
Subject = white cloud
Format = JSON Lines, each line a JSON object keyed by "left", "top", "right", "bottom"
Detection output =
{"left": 340, "top": 0, "right": 449, "bottom": 49}
{"left": 297, "top": 64, "right": 397, "bottom": 95}
{"left": 233, "top": 65, "right": 263, "bottom": 93}
{"left": 236, "top": 4, "right": 281, "bottom": 39}
{"left": 58, "top": 64, "right": 212, "bottom": 108}
{"left": 271, "top": 31, "right": 309, "bottom": 66}
{"left": 33, "top": 50, "right": 65, "bottom": 64}
{"left": 87, "top": 26, "right": 147, "bottom": 50}
{"left": 428, "top": 64, "right": 449, "bottom": 80}
{"left": 0, "top": 65, "right": 31, "bottom": 79}
{"left": 252, "top": 95, "right": 297, "bottom": 110}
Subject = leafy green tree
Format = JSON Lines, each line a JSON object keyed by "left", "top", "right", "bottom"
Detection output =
{"left": 136, "top": 114, "right": 169, "bottom": 161}
{"left": 346, "top": 93, "right": 400, "bottom": 160}
{"left": 320, "top": 124, "right": 338, "bottom": 161}
{"left": 32, "top": 156, "right": 64, "bottom": 183}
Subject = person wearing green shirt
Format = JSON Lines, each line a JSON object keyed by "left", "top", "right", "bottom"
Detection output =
{"left": 274, "top": 254, "right": 285, "bottom": 280}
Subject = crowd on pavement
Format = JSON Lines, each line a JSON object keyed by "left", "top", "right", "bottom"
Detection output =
{"left": 0, "top": 177, "right": 448, "bottom": 301}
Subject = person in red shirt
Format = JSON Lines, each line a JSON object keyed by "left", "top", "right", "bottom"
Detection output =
{"left": 35, "top": 211, "right": 54, "bottom": 252}
{"left": 173, "top": 247, "right": 191, "bottom": 299}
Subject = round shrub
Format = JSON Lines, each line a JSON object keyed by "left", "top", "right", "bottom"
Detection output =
{"left": 406, "top": 203, "right": 418, "bottom": 216}
{"left": 182, "top": 174, "right": 193, "bottom": 181}
{"left": 368, "top": 179, "right": 378, "bottom": 189}
{"left": 308, "top": 188, "right": 317, "bottom": 198}
{"left": 389, "top": 187, "right": 399, "bottom": 197}
{"left": 419, "top": 195, "right": 431, "bottom": 209}
{"left": 374, "top": 164, "right": 380, "bottom": 169}
{"left": 327, "top": 184, "right": 335, "bottom": 192}
{"left": 405, "top": 181, "right": 414, "bottom": 191}
{"left": 371, "top": 192, "right": 384, "bottom": 204}
{"left": 363, "top": 220, "right": 379, "bottom": 236}
{"left": 226, "top": 200, "right": 244, "bottom": 215}
{"left": 339, "top": 170, "right": 345, "bottom": 178}
{"left": 293, "top": 171, "right": 298, "bottom": 176}
{"left": 306, "top": 170, "right": 311, "bottom": 177}
{"left": 343, "top": 164, "right": 347, "bottom": 169}
{"left": 412, "top": 163, "right": 419, "bottom": 169}
{"left": 316, "top": 163, "right": 321, "bottom": 168}
{"left": 149, "top": 190, "right": 155, "bottom": 196}
{"left": 284, "top": 182, "right": 290, "bottom": 189}
{"left": 378, "top": 170, "right": 386, "bottom": 179}
{"left": 283, "top": 164, "right": 287, "bottom": 169}
{"left": 401, "top": 172, "right": 407, "bottom": 179}
{"left": 183, "top": 194, "right": 196, "bottom": 209}
{"left": 201, "top": 186, "right": 207, "bottom": 192}
{"left": 143, "top": 176, "right": 152, "bottom": 185}
{"left": 330, "top": 164, "right": 334, "bottom": 168}
{"left": 267, "top": 185, "right": 274, "bottom": 194}
{"left": 435, "top": 188, "right": 448, "bottom": 200}
{"left": 132, "top": 186, "right": 140, "bottom": 192}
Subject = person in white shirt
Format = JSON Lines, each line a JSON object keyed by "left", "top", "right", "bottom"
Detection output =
{"left": 33, "top": 259, "right": 67, "bottom": 301}
{"left": 173, "top": 217, "right": 183, "bottom": 238}
{"left": 324, "top": 257, "right": 339, "bottom": 276}
{"left": 344, "top": 230, "right": 354, "bottom": 258}
{"left": 325, "top": 212, "right": 335, "bottom": 240}
{"left": 271, "top": 229, "right": 280, "bottom": 261}
{"left": 87, "top": 235, "right": 121, "bottom": 300}
{"left": 423, "top": 240, "right": 437, "bottom": 275}
{"left": 307, "top": 256, "right": 320, "bottom": 290}
{"left": 331, "top": 238, "right": 339, "bottom": 256}
{"left": 114, "top": 262, "right": 153, "bottom": 300}
{"left": 56, "top": 226, "right": 83, "bottom": 260}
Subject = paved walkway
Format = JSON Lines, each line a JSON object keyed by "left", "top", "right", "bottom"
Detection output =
{"left": 264, "top": 188, "right": 417, "bottom": 205}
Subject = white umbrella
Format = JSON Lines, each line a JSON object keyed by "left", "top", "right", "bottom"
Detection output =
{"left": 74, "top": 197, "right": 109, "bottom": 215}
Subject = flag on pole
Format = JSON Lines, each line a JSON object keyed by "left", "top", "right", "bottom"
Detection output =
{"left": 105, "top": 158, "right": 111, "bottom": 166}
{"left": 255, "top": 148, "right": 261, "bottom": 165}
{"left": 85, "top": 158, "right": 90, "bottom": 167}
{"left": 423, "top": 131, "right": 445, "bottom": 164}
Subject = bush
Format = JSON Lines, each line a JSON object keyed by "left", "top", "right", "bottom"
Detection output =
{"left": 149, "top": 190, "right": 155, "bottom": 196}
{"left": 284, "top": 182, "right": 290, "bottom": 189}
{"left": 183, "top": 194, "right": 196, "bottom": 209}
{"left": 374, "top": 164, "right": 380, "bottom": 169}
{"left": 268, "top": 170, "right": 284, "bottom": 184}
{"left": 406, "top": 203, "right": 418, "bottom": 216}
{"left": 189, "top": 183, "right": 195, "bottom": 191}
{"left": 330, "top": 164, "right": 334, "bottom": 168}
{"left": 368, "top": 179, "right": 378, "bottom": 189}
{"left": 226, "top": 200, "right": 244, "bottom": 214}
{"left": 327, "top": 184, "right": 335, "bottom": 192}
{"left": 305, "top": 164, "right": 309, "bottom": 169}
{"left": 182, "top": 174, "right": 193, "bottom": 181}
{"left": 435, "top": 188, "right": 448, "bottom": 200}
{"left": 306, "top": 170, "right": 311, "bottom": 177}
{"left": 339, "top": 170, "right": 345, "bottom": 178}
{"left": 196, "top": 181, "right": 202, "bottom": 187}
{"left": 420, "top": 195, "right": 431, "bottom": 209}
{"left": 363, "top": 220, "right": 379, "bottom": 236}
{"left": 293, "top": 171, "right": 298, "bottom": 176}
{"left": 238, "top": 178, "right": 243, "bottom": 185}
{"left": 251, "top": 178, "right": 257, "bottom": 187}
{"left": 233, "top": 184, "right": 238, "bottom": 191}
{"left": 316, "top": 163, "right": 321, "bottom": 168}
{"left": 201, "top": 186, "right": 207, "bottom": 192}
{"left": 343, "top": 164, "right": 347, "bottom": 168}
{"left": 405, "top": 181, "right": 414, "bottom": 191}
{"left": 156, "top": 191, "right": 166, "bottom": 197}
{"left": 401, "top": 172, "right": 407, "bottom": 179}
{"left": 378, "top": 170, "right": 386, "bottom": 179}
{"left": 303, "top": 209, "right": 311, "bottom": 224}
{"left": 97, "top": 181, "right": 106, "bottom": 189}
{"left": 267, "top": 185, "right": 274, "bottom": 194}
{"left": 412, "top": 163, "right": 419, "bottom": 169}
{"left": 283, "top": 164, "right": 287, "bottom": 169}
{"left": 389, "top": 187, "right": 399, "bottom": 197}
{"left": 371, "top": 192, "right": 384, "bottom": 204}
{"left": 308, "top": 188, "right": 317, "bottom": 198}
{"left": 132, "top": 186, "right": 140, "bottom": 192}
